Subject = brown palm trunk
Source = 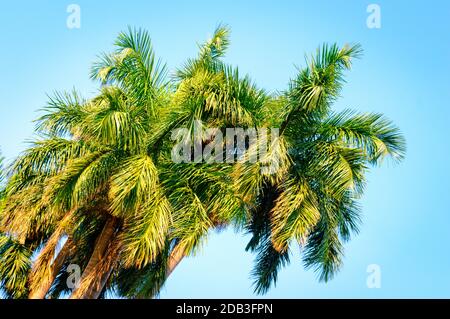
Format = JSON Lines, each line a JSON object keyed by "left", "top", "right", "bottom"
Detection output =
{"left": 28, "top": 211, "right": 75, "bottom": 299}
{"left": 166, "top": 243, "right": 186, "bottom": 278}
{"left": 29, "top": 238, "right": 74, "bottom": 299}
{"left": 69, "top": 217, "right": 119, "bottom": 299}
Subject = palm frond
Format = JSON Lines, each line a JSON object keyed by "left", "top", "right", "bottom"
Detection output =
{"left": 270, "top": 177, "right": 320, "bottom": 252}
{"left": 35, "top": 90, "right": 87, "bottom": 137}
{"left": 319, "top": 110, "right": 406, "bottom": 163}
{"left": 0, "top": 234, "right": 32, "bottom": 298}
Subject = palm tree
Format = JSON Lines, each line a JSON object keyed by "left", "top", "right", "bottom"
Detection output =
{"left": 236, "top": 44, "right": 406, "bottom": 293}
{"left": 0, "top": 150, "right": 33, "bottom": 299}
{"left": 0, "top": 26, "right": 405, "bottom": 299}
{"left": 0, "top": 28, "right": 171, "bottom": 296}
{"left": 0, "top": 26, "right": 260, "bottom": 299}
{"left": 88, "top": 25, "right": 265, "bottom": 298}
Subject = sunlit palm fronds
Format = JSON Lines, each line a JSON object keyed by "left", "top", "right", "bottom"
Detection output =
{"left": 0, "top": 28, "right": 405, "bottom": 299}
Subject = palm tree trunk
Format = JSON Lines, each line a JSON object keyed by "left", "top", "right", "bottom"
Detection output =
{"left": 28, "top": 211, "right": 75, "bottom": 299}
{"left": 69, "top": 217, "right": 119, "bottom": 299}
{"left": 29, "top": 238, "right": 74, "bottom": 299}
{"left": 166, "top": 243, "right": 186, "bottom": 278}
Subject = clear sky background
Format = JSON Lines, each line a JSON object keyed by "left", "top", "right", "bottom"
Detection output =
{"left": 0, "top": 0, "right": 449, "bottom": 298}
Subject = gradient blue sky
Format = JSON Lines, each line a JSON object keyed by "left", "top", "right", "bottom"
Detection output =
{"left": 1, "top": 0, "right": 449, "bottom": 298}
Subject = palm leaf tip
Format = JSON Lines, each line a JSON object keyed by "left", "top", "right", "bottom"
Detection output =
{"left": 200, "top": 24, "right": 231, "bottom": 60}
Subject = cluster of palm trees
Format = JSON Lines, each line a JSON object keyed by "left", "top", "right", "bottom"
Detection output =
{"left": 0, "top": 26, "right": 405, "bottom": 299}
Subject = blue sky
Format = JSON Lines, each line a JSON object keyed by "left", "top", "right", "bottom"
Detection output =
{"left": 1, "top": 0, "right": 449, "bottom": 298}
